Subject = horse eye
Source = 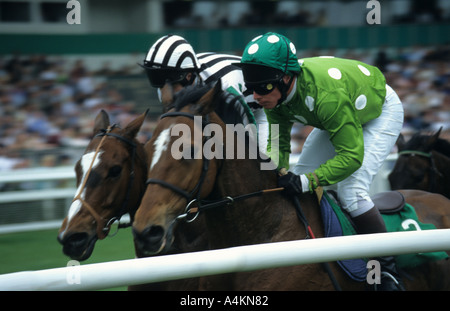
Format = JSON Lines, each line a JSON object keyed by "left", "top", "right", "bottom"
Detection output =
{"left": 108, "top": 165, "right": 122, "bottom": 178}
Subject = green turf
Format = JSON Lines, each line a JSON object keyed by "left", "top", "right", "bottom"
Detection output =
{"left": 0, "top": 226, "right": 136, "bottom": 290}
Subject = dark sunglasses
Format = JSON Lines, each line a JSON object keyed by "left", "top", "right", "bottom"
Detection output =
{"left": 143, "top": 68, "right": 189, "bottom": 88}
{"left": 245, "top": 80, "right": 278, "bottom": 95}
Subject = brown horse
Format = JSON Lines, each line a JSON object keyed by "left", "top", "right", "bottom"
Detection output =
{"left": 58, "top": 109, "right": 148, "bottom": 261}
{"left": 389, "top": 128, "right": 450, "bottom": 198}
{"left": 132, "top": 82, "right": 450, "bottom": 290}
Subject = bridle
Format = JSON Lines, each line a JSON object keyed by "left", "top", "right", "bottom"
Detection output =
{"left": 398, "top": 149, "right": 443, "bottom": 192}
{"left": 146, "top": 111, "right": 212, "bottom": 222}
{"left": 145, "top": 111, "right": 285, "bottom": 223}
{"left": 72, "top": 125, "right": 137, "bottom": 239}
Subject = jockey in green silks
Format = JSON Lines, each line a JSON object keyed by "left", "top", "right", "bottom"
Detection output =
{"left": 237, "top": 32, "right": 405, "bottom": 291}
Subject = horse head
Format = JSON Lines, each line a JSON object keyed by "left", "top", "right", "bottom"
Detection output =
{"left": 132, "top": 82, "right": 233, "bottom": 256}
{"left": 389, "top": 127, "right": 443, "bottom": 192}
{"left": 58, "top": 109, "right": 148, "bottom": 261}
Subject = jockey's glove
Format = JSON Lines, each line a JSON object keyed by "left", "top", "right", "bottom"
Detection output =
{"left": 278, "top": 170, "right": 323, "bottom": 203}
{"left": 277, "top": 171, "right": 310, "bottom": 195}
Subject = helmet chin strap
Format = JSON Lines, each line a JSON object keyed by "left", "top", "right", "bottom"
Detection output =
{"left": 277, "top": 75, "right": 294, "bottom": 106}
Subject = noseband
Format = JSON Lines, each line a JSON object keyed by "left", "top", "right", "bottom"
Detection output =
{"left": 146, "top": 112, "right": 211, "bottom": 222}
{"left": 73, "top": 125, "right": 137, "bottom": 239}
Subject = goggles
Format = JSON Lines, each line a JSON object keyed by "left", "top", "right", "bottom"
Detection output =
{"left": 143, "top": 67, "right": 190, "bottom": 88}
{"left": 245, "top": 80, "right": 278, "bottom": 95}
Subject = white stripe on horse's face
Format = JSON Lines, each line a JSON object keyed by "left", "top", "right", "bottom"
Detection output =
{"left": 150, "top": 127, "right": 172, "bottom": 171}
{"left": 67, "top": 151, "right": 103, "bottom": 222}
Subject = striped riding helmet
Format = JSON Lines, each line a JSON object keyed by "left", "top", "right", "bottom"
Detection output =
{"left": 142, "top": 35, "right": 200, "bottom": 70}
{"left": 140, "top": 35, "right": 201, "bottom": 88}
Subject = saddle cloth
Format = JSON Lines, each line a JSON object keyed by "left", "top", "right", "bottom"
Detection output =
{"left": 320, "top": 190, "right": 449, "bottom": 282}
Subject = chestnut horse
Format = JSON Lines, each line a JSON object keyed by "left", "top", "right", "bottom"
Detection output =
{"left": 389, "top": 128, "right": 450, "bottom": 198}
{"left": 57, "top": 109, "right": 207, "bottom": 291}
{"left": 58, "top": 109, "right": 148, "bottom": 261}
{"left": 133, "top": 82, "right": 450, "bottom": 290}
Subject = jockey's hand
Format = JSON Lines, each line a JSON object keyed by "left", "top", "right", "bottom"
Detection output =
{"left": 277, "top": 172, "right": 307, "bottom": 196}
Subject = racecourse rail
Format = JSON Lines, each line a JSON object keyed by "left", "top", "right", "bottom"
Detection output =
{"left": 1, "top": 229, "right": 449, "bottom": 291}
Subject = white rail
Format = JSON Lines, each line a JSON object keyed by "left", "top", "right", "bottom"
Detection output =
{"left": 0, "top": 166, "right": 75, "bottom": 183}
{"left": 0, "top": 166, "right": 76, "bottom": 233}
{"left": 1, "top": 229, "right": 449, "bottom": 291}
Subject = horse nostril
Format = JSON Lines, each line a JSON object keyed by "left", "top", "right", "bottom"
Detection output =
{"left": 144, "top": 225, "right": 165, "bottom": 244}
{"left": 133, "top": 225, "right": 166, "bottom": 252}
{"left": 61, "top": 232, "right": 89, "bottom": 247}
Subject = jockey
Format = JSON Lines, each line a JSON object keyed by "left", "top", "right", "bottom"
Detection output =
{"left": 140, "top": 34, "right": 268, "bottom": 153}
{"left": 237, "top": 32, "right": 405, "bottom": 291}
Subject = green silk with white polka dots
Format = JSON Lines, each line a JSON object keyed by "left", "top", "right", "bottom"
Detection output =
{"left": 265, "top": 56, "right": 387, "bottom": 186}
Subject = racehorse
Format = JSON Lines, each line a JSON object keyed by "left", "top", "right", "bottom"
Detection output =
{"left": 389, "top": 128, "right": 450, "bottom": 198}
{"left": 132, "top": 82, "right": 450, "bottom": 290}
{"left": 57, "top": 109, "right": 206, "bottom": 290}
{"left": 58, "top": 109, "right": 148, "bottom": 261}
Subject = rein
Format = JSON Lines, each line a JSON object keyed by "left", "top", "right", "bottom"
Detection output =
{"left": 176, "top": 187, "right": 285, "bottom": 222}
{"left": 73, "top": 125, "right": 137, "bottom": 239}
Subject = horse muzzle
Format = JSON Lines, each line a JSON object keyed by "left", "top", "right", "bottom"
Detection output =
{"left": 58, "top": 230, "right": 98, "bottom": 261}
{"left": 132, "top": 224, "right": 174, "bottom": 256}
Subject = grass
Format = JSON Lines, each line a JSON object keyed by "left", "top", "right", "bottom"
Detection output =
{"left": 0, "top": 226, "right": 136, "bottom": 290}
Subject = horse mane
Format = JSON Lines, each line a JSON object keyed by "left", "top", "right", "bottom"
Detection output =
{"left": 173, "top": 83, "right": 212, "bottom": 112}
{"left": 214, "top": 90, "right": 251, "bottom": 126}
{"left": 173, "top": 82, "right": 270, "bottom": 164}
{"left": 173, "top": 82, "right": 251, "bottom": 126}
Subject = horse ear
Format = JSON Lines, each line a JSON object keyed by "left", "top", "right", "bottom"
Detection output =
{"left": 93, "top": 109, "right": 110, "bottom": 135}
{"left": 396, "top": 133, "right": 406, "bottom": 151}
{"left": 425, "top": 126, "right": 443, "bottom": 150}
{"left": 123, "top": 109, "right": 148, "bottom": 139}
{"left": 435, "top": 126, "right": 443, "bottom": 138}
{"left": 196, "top": 80, "right": 222, "bottom": 115}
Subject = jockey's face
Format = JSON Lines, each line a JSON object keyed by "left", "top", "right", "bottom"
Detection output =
{"left": 252, "top": 75, "right": 292, "bottom": 109}
{"left": 252, "top": 87, "right": 281, "bottom": 109}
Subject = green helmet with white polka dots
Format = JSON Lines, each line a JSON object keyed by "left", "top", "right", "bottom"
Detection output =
{"left": 240, "top": 32, "right": 301, "bottom": 80}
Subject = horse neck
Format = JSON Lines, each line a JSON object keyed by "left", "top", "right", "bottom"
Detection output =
{"left": 205, "top": 124, "right": 321, "bottom": 248}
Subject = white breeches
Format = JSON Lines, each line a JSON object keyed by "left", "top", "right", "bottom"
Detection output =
{"left": 292, "top": 84, "right": 404, "bottom": 217}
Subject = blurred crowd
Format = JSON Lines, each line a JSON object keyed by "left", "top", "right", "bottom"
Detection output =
{"left": 165, "top": 0, "right": 450, "bottom": 29}
{"left": 0, "top": 55, "right": 154, "bottom": 172}
{"left": 1, "top": 44, "right": 449, "bottom": 171}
